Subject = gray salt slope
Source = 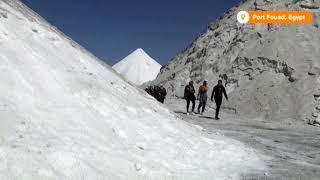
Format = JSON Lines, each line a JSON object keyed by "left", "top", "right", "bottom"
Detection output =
{"left": 151, "top": 0, "right": 320, "bottom": 122}
{"left": 0, "top": 0, "right": 267, "bottom": 179}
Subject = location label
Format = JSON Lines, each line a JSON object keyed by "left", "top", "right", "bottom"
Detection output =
{"left": 237, "top": 11, "right": 313, "bottom": 24}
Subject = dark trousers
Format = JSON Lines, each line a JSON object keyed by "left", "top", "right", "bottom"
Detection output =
{"left": 198, "top": 95, "right": 207, "bottom": 113}
{"left": 186, "top": 97, "right": 195, "bottom": 112}
{"left": 215, "top": 97, "right": 222, "bottom": 118}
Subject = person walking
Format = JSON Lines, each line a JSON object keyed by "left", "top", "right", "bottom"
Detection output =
{"left": 184, "top": 81, "right": 196, "bottom": 115}
{"left": 197, "top": 81, "right": 208, "bottom": 115}
{"left": 211, "top": 80, "right": 228, "bottom": 120}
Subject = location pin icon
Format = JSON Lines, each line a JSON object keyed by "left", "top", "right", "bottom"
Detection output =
{"left": 241, "top": 14, "right": 246, "bottom": 20}
{"left": 237, "top": 11, "right": 249, "bottom": 24}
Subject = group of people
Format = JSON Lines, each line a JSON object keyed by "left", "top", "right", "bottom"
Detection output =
{"left": 184, "top": 80, "right": 228, "bottom": 120}
{"left": 145, "top": 80, "right": 228, "bottom": 120}
{"left": 145, "top": 85, "right": 167, "bottom": 103}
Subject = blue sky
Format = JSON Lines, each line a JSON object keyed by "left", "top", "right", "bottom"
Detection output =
{"left": 21, "top": 0, "right": 241, "bottom": 65}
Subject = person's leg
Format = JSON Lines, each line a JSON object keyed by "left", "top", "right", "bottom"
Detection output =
{"left": 191, "top": 99, "right": 196, "bottom": 113}
{"left": 186, "top": 99, "right": 190, "bottom": 112}
{"left": 215, "top": 103, "right": 220, "bottom": 118}
{"left": 198, "top": 98, "right": 202, "bottom": 113}
{"left": 202, "top": 98, "right": 207, "bottom": 113}
{"left": 215, "top": 98, "right": 222, "bottom": 118}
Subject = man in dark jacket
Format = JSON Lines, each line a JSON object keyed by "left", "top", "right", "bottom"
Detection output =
{"left": 158, "top": 85, "right": 167, "bottom": 104}
{"left": 211, "top": 80, "right": 228, "bottom": 120}
{"left": 153, "top": 86, "right": 160, "bottom": 102}
{"left": 184, "top": 81, "right": 196, "bottom": 114}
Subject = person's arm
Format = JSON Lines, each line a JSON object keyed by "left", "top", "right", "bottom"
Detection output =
{"left": 197, "top": 86, "right": 201, "bottom": 100}
{"left": 223, "top": 86, "right": 228, "bottom": 100}
{"left": 211, "top": 86, "right": 215, "bottom": 101}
